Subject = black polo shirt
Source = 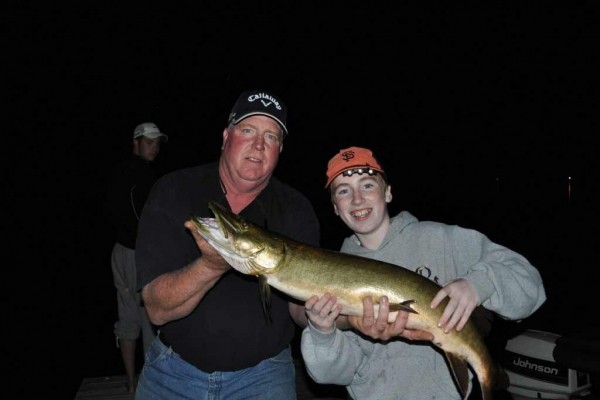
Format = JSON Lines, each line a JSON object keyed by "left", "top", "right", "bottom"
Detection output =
{"left": 136, "top": 161, "right": 320, "bottom": 372}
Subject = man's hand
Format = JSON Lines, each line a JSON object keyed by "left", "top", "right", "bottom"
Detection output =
{"left": 348, "top": 296, "right": 434, "bottom": 342}
{"left": 184, "top": 220, "right": 230, "bottom": 273}
{"left": 431, "top": 278, "right": 479, "bottom": 333}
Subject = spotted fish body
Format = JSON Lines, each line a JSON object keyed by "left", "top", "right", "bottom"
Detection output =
{"left": 190, "top": 201, "right": 505, "bottom": 400}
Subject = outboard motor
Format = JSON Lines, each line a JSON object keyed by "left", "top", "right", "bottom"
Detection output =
{"left": 502, "top": 329, "right": 599, "bottom": 399}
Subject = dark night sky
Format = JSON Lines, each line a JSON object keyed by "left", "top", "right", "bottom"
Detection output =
{"left": 6, "top": 3, "right": 599, "bottom": 398}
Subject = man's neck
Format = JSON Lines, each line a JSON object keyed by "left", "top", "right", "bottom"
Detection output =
{"left": 218, "top": 162, "right": 270, "bottom": 214}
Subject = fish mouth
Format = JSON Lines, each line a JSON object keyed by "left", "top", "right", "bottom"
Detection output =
{"left": 190, "top": 204, "right": 242, "bottom": 262}
{"left": 208, "top": 202, "right": 243, "bottom": 239}
{"left": 190, "top": 202, "right": 264, "bottom": 274}
{"left": 189, "top": 216, "right": 230, "bottom": 252}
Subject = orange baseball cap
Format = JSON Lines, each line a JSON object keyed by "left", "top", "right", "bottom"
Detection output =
{"left": 325, "top": 146, "right": 385, "bottom": 188}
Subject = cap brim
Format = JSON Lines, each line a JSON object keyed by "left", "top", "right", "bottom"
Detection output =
{"left": 137, "top": 132, "right": 168, "bottom": 142}
{"left": 232, "top": 112, "right": 288, "bottom": 135}
{"left": 325, "top": 166, "right": 385, "bottom": 188}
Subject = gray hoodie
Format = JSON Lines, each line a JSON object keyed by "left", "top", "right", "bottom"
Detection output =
{"left": 301, "top": 211, "right": 546, "bottom": 400}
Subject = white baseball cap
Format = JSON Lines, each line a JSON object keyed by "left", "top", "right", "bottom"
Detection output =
{"left": 133, "top": 122, "right": 168, "bottom": 142}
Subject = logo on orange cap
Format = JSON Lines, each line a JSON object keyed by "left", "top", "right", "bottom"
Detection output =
{"left": 325, "top": 146, "right": 385, "bottom": 188}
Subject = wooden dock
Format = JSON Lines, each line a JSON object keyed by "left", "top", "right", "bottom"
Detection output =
{"left": 75, "top": 375, "right": 135, "bottom": 400}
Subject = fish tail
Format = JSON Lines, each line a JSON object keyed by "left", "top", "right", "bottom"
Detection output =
{"left": 493, "top": 360, "right": 510, "bottom": 391}
{"left": 479, "top": 358, "right": 508, "bottom": 400}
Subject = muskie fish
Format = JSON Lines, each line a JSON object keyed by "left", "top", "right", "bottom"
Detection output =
{"left": 190, "top": 201, "right": 506, "bottom": 400}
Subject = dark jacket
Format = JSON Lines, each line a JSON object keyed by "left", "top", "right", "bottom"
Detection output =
{"left": 105, "top": 155, "right": 158, "bottom": 249}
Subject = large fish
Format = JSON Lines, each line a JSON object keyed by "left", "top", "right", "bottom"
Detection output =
{"left": 190, "top": 201, "right": 506, "bottom": 400}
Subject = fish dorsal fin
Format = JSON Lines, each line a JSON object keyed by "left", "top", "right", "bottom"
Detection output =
{"left": 445, "top": 351, "right": 470, "bottom": 399}
{"left": 258, "top": 275, "right": 272, "bottom": 323}
{"left": 388, "top": 299, "right": 419, "bottom": 314}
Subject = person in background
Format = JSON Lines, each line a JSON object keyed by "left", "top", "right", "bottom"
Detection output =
{"left": 134, "top": 90, "right": 320, "bottom": 399}
{"left": 105, "top": 122, "right": 167, "bottom": 394}
{"left": 301, "top": 146, "right": 547, "bottom": 400}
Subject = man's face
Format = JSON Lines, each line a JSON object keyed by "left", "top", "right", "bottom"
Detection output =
{"left": 330, "top": 172, "right": 391, "bottom": 236}
{"left": 134, "top": 136, "right": 162, "bottom": 161}
{"left": 221, "top": 115, "right": 283, "bottom": 183}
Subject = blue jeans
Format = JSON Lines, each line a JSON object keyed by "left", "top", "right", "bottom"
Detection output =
{"left": 135, "top": 334, "right": 297, "bottom": 399}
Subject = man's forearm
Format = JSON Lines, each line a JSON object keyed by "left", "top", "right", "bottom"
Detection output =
{"left": 142, "top": 257, "right": 224, "bottom": 325}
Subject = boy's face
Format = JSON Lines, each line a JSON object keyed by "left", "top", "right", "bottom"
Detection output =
{"left": 330, "top": 172, "right": 391, "bottom": 236}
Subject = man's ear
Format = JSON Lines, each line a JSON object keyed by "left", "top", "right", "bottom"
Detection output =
{"left": 221, "top": 128, "right": 229, "bottom": 150}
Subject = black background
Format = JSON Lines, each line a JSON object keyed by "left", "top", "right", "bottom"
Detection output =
{"left": 6, "top": 3, "right": 599, "bottom": 398}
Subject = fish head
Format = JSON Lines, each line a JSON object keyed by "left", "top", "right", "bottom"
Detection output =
{"left": 189, "top": 201, "right": 285, "bottom": 276}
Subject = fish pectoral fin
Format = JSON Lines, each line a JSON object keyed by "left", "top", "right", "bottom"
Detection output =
{"left": 258, "top": 275, "right": 272, "bottom": 324}
{"left": 389, "top": 300, "right": 418, "bottom": 314}
{"left": 445, "top": 351, "right": 470, "bottom": 399}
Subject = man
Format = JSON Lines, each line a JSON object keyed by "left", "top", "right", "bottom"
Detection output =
{"left": 301, "top": 146, "right": 546, "bottom": 400}
{"left": 105, "top": 122, "right": 167, "bottom": 394}
{"left": 134, "top": 90, "right": 319, "bottom": 399}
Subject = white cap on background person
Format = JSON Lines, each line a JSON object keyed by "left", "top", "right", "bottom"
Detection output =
{"left": 133, "top": 122, "right": 168, "bottom": 142}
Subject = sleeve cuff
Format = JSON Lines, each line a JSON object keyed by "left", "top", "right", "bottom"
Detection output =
{"left": 308, "top": 319, "right": 338, "bottom": 345}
